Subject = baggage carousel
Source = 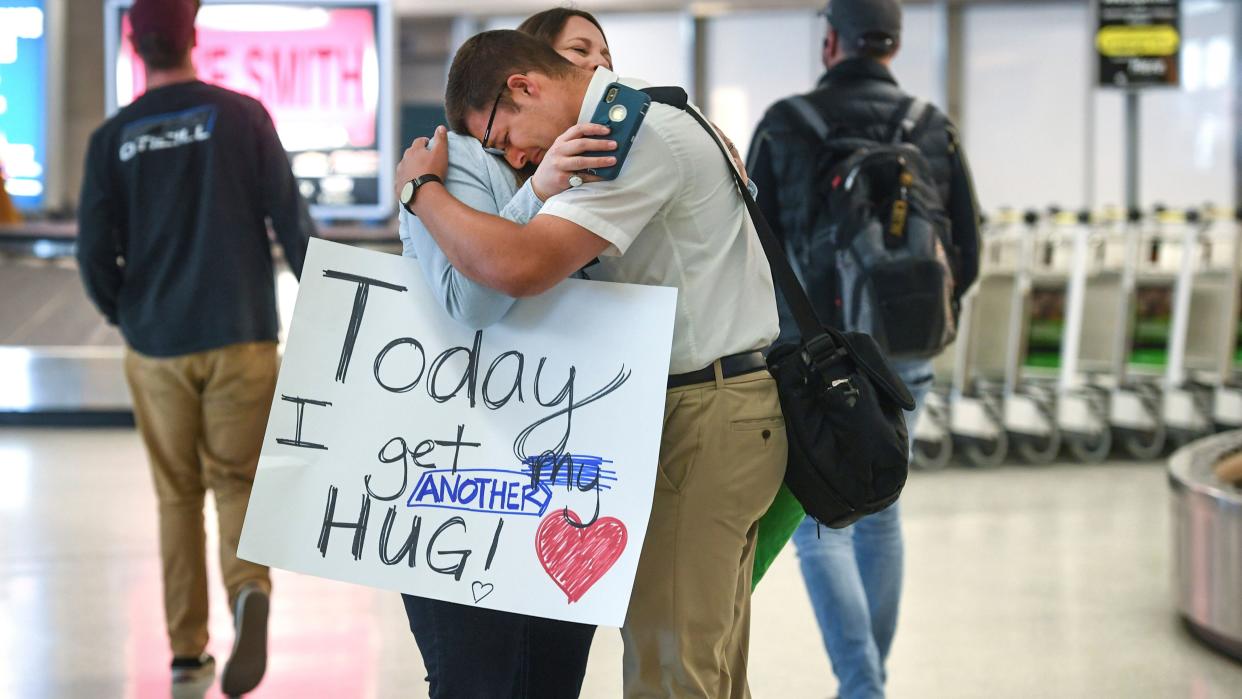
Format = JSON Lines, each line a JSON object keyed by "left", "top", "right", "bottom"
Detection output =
{"left": 1170, "top": 430, "right": 1242, "bottom": 662}
{"left": 0, "top": 221, "right": 399, "bottom": 425}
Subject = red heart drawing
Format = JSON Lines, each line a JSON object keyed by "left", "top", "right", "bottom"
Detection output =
{"left": 535, "top": 509, "right": 628, "bottom": 604}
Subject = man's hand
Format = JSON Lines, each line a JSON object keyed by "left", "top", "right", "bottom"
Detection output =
{"left": 529, "top": 123, "right": 617, "bottom": 201}
{"left": 395, "top": 125, "right": 450, "bottom": 203}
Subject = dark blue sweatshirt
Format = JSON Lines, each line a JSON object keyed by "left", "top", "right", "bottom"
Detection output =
{"left": 77, "top": 80, "right": 316, "bottom": 357}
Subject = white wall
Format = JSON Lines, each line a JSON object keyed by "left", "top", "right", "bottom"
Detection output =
{"left": 596, "top": 12, "right": 694, "bottom": 91}
{"left": 890, "top": 4, "right": 948, "bottom": 113}
{"left": 961, "top": 3, "right": 1093, "bottom": 212}
{"left": 704, "top": 9, "right": 820, "bottom": 159}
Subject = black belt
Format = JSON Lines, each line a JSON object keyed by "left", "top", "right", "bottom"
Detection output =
{"left": 668, "top": 351, "right": 767, "bottom": 389}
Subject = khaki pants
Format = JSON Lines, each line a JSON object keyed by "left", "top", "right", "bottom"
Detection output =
{"left": 622, "top": 367, "right": 788, "bottom": 698}
{"left": 125, "top": 341, "right": 277, "bottom": 657}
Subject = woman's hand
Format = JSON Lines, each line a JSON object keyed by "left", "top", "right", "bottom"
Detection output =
{"left": 395, "top": 126, "right": 450, "bottom": 204}
{"left": 723, "top": 133, "right": 749, "bottom": 186}
{"left": 528, "top": 123, "right": 617, "bottom": 201}
{"left": 709, "top": 120, "right": 749, "bottom": 186}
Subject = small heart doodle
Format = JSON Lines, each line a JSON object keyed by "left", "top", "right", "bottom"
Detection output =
{"left": 471, "top": 581, "right": 495, "bottom": 603}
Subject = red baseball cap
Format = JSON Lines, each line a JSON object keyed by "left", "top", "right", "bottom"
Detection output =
{"left": 129, "top": 0, "right": 199, "bottom": 54}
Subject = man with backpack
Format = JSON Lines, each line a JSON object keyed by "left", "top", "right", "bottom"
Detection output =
{"left": 748, "top": 1, "right": 980, "bottom": 697}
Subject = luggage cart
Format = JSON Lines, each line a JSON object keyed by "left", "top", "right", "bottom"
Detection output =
{"left": 1054, "top": 209, "right": 1115, "bottom": 462}
{"left": 1158, "top": 209, "right": 1217, "bottom": 447}
{"left": 1107, "top": 207, "right": 1170, "bottom": 459}
{"left": 943, "top": 209, "right": 1015, "bottom": 467}
{"left": 1166, "top": 206, "right": 1242, "bottom": 434}
{"left": 911, "top": 213, "right": 996, "bottom": 471}
{"left": 999, "top": 208, "right": 1063, "bottom": 464}
{"left": 1210, "top": 208, "right": 1242, "bottom": 429}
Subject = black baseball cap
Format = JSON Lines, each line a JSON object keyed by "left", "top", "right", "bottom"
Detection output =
{"left": 821, "top": 0, "right": 903, "bottom": 51}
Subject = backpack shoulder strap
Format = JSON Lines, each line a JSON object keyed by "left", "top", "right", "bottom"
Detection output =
{"left": 904, "top": 100, "right": 934, "bottom": 144}
{"left": 782, "top": 95, "right": 832, "bottom": 143}
{"left": 887, "top": 97, "right": 927, "bottom": 144}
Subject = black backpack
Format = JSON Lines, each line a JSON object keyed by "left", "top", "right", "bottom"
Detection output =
{"left": 779, "top": 95, "right": 958, "bottom": 360}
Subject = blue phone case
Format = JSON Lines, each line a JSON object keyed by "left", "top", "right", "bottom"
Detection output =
{"left": 583, "top": 82, "right": 651, "bottom": 181}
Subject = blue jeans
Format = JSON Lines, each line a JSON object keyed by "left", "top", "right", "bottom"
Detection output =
{"left": 791, "top": 359, "right": 933, "bottom": 699}
{"left": 402, "top": 594, "right": 596, "bottom": 699}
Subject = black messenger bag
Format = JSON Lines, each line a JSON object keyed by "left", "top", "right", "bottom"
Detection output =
{"left": 643, "top": 87, "right": 915, "bottom": 528}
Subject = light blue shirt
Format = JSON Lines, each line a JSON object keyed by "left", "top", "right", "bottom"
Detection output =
{"left": 397, "top": 132, "right": 544, "bottom": 327}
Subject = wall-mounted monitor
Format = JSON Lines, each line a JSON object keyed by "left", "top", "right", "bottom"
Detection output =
{"left": 0, "top": 0, "right": 50, "bottom": 211}
{"left": 104, "top": 0, "right": 394, "bottom": 220}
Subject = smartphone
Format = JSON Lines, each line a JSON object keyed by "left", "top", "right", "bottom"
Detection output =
{"left": 583, "top": 82, "right": 651, "bottom": 181}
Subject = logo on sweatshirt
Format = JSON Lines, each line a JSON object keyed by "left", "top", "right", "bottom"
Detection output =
{"left": 118, "top": 105, "right": 217, "bottom": 162}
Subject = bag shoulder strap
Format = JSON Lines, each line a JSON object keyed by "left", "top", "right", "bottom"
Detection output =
{"left": 641, "top": 86, "right": 825, "bottom": 344}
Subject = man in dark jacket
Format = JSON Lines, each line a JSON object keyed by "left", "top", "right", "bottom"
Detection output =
{"left": 748, "top": 1, "right": 980, "bottom": 697}
{"left": 76, "top": 0, "right": 315, "bottom": 695}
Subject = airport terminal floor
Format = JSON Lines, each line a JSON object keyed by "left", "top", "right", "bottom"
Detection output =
{"left": 2, "top": 428, "right": 1239, "bottom": 698}
{"left": 7, "top": 0, "right": 1242, "bottom": 697}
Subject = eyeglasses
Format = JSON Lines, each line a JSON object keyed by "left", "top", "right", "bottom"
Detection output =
{"left": 481, "top": 87, "right": 506, "bottom": 157}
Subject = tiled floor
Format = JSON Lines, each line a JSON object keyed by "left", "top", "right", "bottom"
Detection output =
{"left": 1, "top": 428, "right": 1239, "bottom": 698}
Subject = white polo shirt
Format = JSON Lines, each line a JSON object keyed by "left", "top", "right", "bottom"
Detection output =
{"left": 539, "top": 68, "right": 780, "bottom": 375}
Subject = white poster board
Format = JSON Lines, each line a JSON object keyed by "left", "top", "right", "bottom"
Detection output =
{"left": 238, "top": 239, "right": 677, "bottom": 626}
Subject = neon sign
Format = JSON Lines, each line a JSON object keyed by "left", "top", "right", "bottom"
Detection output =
{"left": 0, "top": 1, "right": 47, "bottom": 209}
{"left": 107, "top": 1, "right": 394, "bottom": 220}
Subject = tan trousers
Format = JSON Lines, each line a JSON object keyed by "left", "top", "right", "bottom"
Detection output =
{"left": 125, "top": 341, "right": 277, "bottom": 657}
{"left": 622, "top": 367, "right": 788, "bottom": 698}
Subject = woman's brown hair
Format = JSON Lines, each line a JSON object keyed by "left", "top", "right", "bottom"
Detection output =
{"left": 516, "top": 8, "right": 608, "bottom": 48}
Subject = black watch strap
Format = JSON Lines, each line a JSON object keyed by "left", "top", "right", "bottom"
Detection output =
{"left": 402, "top": 174, "right": 444, "bottom": 213}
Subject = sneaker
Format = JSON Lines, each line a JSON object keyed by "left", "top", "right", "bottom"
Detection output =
{"left": 171, "top": 654, "right": 215, "bottom": 699}
{"left": 220, "top": 584, "right": 269, "bottom": 696}
{"left": 171, "top": 654, "right": 215, "bottom": 683}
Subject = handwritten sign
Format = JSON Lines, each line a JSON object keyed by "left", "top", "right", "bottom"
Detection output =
{"left": 238, "top": 239, "right": 677, "bottom": 626}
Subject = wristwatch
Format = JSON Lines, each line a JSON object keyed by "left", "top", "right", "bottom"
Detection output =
{"left": 400, "top": 174, "right": 444, "bottom": 214}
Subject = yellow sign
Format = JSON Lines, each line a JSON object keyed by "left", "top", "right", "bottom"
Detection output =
{"left": 1096, "top": 25, "right": 1180, "bottom": 58}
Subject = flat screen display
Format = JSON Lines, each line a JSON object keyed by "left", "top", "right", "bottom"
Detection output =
{"left": 105, "top": 0, "right": 393, "bottom": 220}
{"left": 0, "top": 0, "right": 48, "bottom": 210}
